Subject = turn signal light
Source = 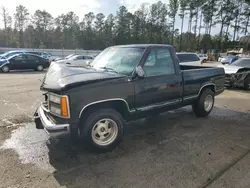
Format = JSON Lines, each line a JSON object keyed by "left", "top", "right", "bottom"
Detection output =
{"left": 60, "top": 96, "right": 69, "bottom": 118}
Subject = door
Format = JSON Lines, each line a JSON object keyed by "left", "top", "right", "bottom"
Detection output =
{"left": 134, "top": 47, "right": 182, "bottom": 111}
{"left": 8, "top": 54, "right": 28, "bottom": 70}
{"left": 26, "top": 54, "right": 40, "bottom": 69}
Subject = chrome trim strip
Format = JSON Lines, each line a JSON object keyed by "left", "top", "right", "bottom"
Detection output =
{"left": 37, "top": 106, "right": 70, "bottom": 137}
{"left": 183, "top": 95, "right": 198, "bottom": 100}
{"left": 78, "top": 98, "right": 134, "bottom": 118}
{"left": 198, "top": 83, "right": 215, "bottom": 96}
{"left": 137, "top": 99, "right": 180, "bottom": 111}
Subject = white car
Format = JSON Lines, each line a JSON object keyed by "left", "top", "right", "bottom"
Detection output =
{"left": 198, "top": 54, "right": 208, "bottom": 63}
{"left": 176, "top": 52, "right": 202, "bottom": 66}
{"left": 50, "top": 55, "right": 94, "bottom": 67}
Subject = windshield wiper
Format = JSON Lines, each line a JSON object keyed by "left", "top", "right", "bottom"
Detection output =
{"left": 99, "top": 67, "right": 119, "bottom": 74}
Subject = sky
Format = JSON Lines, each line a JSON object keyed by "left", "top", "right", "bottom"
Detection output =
{"left": 1, "top": 0, "right": 219, "bottom": 34}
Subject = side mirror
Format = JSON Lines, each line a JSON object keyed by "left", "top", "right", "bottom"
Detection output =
{"left": 135, "top": 66, "right": 144, "bottom": 78}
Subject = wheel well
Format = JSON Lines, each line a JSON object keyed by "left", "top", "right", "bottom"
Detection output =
{"left": 79, "top": 100, "right": 129, "bottom": 125}
{"left": 199, "top": 84, "right": 215, "bottom": 95}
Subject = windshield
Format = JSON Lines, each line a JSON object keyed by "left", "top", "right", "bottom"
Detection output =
{"left": 230, "top": 59, "right": 250, "bottom": 67}
{"left": 0, "top": 51, "right": 22, "bottom": 59}
{"left": 91, "top": 47, "right": 145, "bottom": 75}
{"left": 65, "top": 54, "right": 77, "bottom": 59}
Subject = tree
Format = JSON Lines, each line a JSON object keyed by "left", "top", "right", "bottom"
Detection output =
{"left": 95, "top": 13, "right": 105, "bottom": 48}
{"left": 1, "top": 6, "right": 12, "bottom": 46}
{"left": 241, "top": 2, "right": 250, "bottom": 35}
{"left": 179, "top": 0, "right": 187, "bottom": 50}
{"left": 169, "top": 0, "right": 179, "bottom": 45}
{"left": 14, "top": 5, "right": 29, "bottom": 47}
{"left": 32, "top": 10, "right": 53, "bottom": 47}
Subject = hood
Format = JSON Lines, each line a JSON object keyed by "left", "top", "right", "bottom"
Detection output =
{"left": 217, "top": 64, "right": 243, "bottom": 74}
{"left": 40, "top": 63, "right": 124, "bottom": 91}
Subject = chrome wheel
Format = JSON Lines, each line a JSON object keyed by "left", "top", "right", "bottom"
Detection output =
{"left": 91, "top": 118, "right": 118, "bottom": 146}
{"left": 37, "top": 65, "right": 43, "bottom": 71}
{"left": 2, "top": 66, "right": 9, "bottom": 73}
{"left": 204, "top": 95, "right": 213, "bottom": 112}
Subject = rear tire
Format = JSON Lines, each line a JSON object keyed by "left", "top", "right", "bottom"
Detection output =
{"left": 80, "top": 108, "right": 124, "bottom": 152}
{"left": 192, "top": 88, "right": 215, "bottom": 117}
{"left": 36, "top": 65, "right": 44, "bottom": 71}
{"left": 1, "top": 65, "right": 9, "bottom": 73}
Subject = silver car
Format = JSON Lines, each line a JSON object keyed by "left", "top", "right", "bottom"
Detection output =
{"left": 50, "top": 55, "right": 94, "bottom": 67}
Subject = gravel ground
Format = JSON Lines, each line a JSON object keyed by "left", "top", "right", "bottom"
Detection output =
{"left": 0, "top": 65, "right": 250, "bottom": 188}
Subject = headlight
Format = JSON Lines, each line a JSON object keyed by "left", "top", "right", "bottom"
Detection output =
{"left": 49, "top": 94, "right": 61, "bottom": 104}
{"left": 48, "top": 93, "right": 70, "bottom": 118}
{"left": 50, "top": 105, "right": 61, "bottom": 114}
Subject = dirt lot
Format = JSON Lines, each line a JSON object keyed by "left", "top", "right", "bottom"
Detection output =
{"left": 0, "top": 68, "right": 250, "bottom": 188}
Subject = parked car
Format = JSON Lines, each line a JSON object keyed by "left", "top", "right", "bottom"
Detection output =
{"left": 0, "top": 53, "right": 50, "bottom": 72}
{"left": 218, "top": 58, "right": 250, "bottom": 90}
{"left": 50, "top": 54, "right": 94, "bottom": 67}
{"left": 34, "top": 44, "right": 225, "bottom": 152}
{"left": 220, "top": 55, "right": 239, "bottom": 65}
{"left": 198, "top": 54, "right": 208, "bottom": 63}
{"left": 52, "top": 53, "right": 81, "bottom": 62}
{"left": 176, "top": 52, "right": 202, "bottom": 66}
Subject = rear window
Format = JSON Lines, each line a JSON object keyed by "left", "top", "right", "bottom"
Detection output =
{"left": 28, "top": 52, "right": 41, "bottom": 55}
{"left": 177, "top": 54, "right": 200, "bottom": 62}
{"left": 27, "top": 55, "right": 40, "bottom": 61}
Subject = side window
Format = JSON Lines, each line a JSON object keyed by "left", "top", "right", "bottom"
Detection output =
{"left": 188, "top": 54, "right": 200, "bottom": 61}
{"left": 143, "top": 48, "right": 175, "bottom": 77}
{"left": 13, "top": 55, "right": 26, "bottom": 61}
{"left": 27, "top": 55, "right": 39, "bottom": 61}
{"left": 76, "top": 56, "right": 83, "bottom": 60}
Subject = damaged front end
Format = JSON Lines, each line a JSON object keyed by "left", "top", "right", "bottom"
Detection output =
{"left": 225, "top": 70, "right": 250, "bottom": 88}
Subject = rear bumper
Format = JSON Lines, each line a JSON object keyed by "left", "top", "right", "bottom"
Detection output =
{"left": 34, "top": 106, "right": 70, "bottom": 138}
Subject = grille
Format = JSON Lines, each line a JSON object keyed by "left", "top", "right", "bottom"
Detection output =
{"left": 42, "top": 93, "right": 49, "bottom": 110}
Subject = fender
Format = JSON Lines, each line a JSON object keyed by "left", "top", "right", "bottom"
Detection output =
{"left": 0, "top": 61, "right": 10, "bottom": 68}
{"left": 78, "top": 98, "right": 134, "bottom": 118}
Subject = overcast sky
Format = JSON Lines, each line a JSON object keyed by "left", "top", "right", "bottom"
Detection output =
{"left": 1, "top": 0, "right": 219, "bottom": 34}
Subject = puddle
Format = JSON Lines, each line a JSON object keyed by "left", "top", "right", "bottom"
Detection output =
{"left": 0, "top": 123, "right": 55, "bottom": 173}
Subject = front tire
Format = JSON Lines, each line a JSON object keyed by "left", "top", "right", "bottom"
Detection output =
{"left": 1, "top": 65, "right": 9, "bottom": 73}
{"left": 80, "top": 109, "right": 124, "bottom": 152}
{"left": 192, "top": 88, "right": 215, "bottom": 117}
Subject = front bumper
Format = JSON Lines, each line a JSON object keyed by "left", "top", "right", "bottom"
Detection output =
{"left": 225, "top": 74, "right": 245, "bottom": 88}
{"left": 34, "top": 105, "right": 70, "bottom": 138}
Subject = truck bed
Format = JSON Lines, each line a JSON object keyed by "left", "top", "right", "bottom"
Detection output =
{"left": 180, "top": 65, "right": 225, "bottom": 97}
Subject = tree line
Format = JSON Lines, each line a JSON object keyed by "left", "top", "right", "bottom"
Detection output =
{"left": 0, "top": 0, "right": 250, "bottom": 52}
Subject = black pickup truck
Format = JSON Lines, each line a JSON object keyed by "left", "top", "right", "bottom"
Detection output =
{"left": 34, "top": 44, "right": 225, "bottom": 152}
